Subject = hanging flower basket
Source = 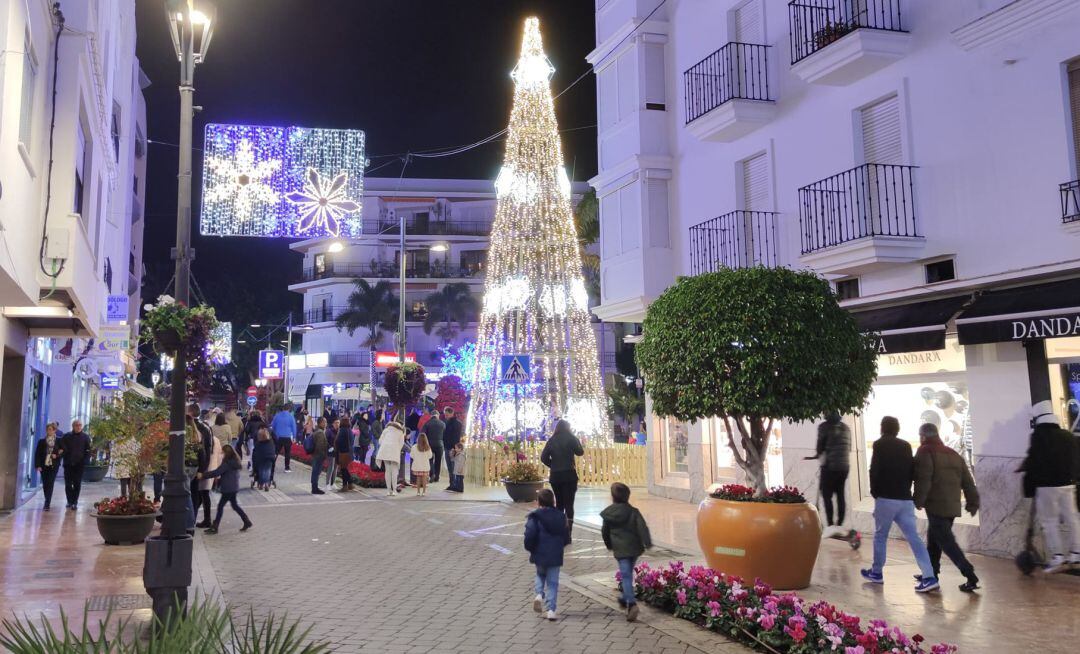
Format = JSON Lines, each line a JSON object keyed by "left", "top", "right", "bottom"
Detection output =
{"left": 384, "top": 362, "right": 427, "bottom": 408}
{"left": 153, "top": 327, "right": 183, "bottom": 353}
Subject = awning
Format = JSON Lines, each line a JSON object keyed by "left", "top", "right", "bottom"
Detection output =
{"left": 332, "top": 387, "right": 361, "bottom": 401}
{"left": 288, "top": 372, "right": 314, "bottom": 402}
{"left": 853, "top": 295, "right": 970, "bottom": 354}
{"left": 956, "top": 278, "right": 1080, "bottom": 344}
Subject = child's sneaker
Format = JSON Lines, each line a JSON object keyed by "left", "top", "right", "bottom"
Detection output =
{"left": 860, "top": 568, "right": 883, "bottom": 584}
{"left": 545, "top": 610, "right": 557, "bottom": 621}
{"left": 626, "top": 603, "right": 639, "bottom": 622}
{"left": 533, "top": 594, "right": 543, "bottom": 613}
{"left": 914, "top": 576, "right": 940, "bottom": 593}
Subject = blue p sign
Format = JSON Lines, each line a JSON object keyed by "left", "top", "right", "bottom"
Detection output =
{"left": 259, "top": 349, "right": 284, "bottom": 379}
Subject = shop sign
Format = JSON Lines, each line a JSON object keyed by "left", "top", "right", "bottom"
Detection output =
{"left": 259, "top": 350, "right": 284, "bottom": 379}
{"left": 868, "top": 329, "right": 946, "bottom": 355}
{"left": 958, "top": 311, "right": 1080, "bottom": 345}
{"left": 106, "top": 295, "right": 129, "bottom": 323}
{"left": 100, "top": 373, "right": 120, "bottom": 390}
{"left": 374, "top": 351, "right": 416, "bottom": 368}
{"left": 95, "top": 327, "right": 131, "bottom": 354}
{"left": 877, "top": 336, "right": 966, "bottom": 377}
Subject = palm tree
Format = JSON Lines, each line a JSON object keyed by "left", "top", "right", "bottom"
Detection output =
{"left": 573, "top": 188, "right": 600, "bottom": 303}
{"left": 422, "top": 283, "right": 480, "bottom": 343}
{"left": 335, "top": 279, "right": 398, "bottom": 404}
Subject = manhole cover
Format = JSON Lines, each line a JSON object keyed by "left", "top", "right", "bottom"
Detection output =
{"left": 87, "top": 594, "right": 154, "bottom": 611}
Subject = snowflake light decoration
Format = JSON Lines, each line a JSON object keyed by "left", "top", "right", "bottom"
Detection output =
{"left": 204, "top": 139, "right": 281, "bottom": 221}
{"left": 206, "top": 322, "right": 232, "bottom": 365}
{"left": 286, "top": 168, "right": 360, "bottom": 236}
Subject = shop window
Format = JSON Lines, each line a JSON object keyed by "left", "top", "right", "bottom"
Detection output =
{"left": 1045, "top": 336, "right": 1080, "bottom": 429}
{"left": 314, "top": 253, "right": 327, "bottom": 276}
{"left": 19, "top": 30, "right": 37, "bottom": 148}
{"left": 835, "top": 278, "right": 860, "bottom": 300}
{"left": 925, "top": 259, "right": 956, "bottom": 284}
{"left": 660, "top": 417, "right": 689, "bottom": 474}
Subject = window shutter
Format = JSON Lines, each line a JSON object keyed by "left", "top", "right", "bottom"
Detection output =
{"left": 733, "top": 1, "right": 764, "bottom": 44}
{"left": 860, "top": 95, "right": 903, "bottom": 164}
{"left": 1069, "top": 61, "right": 1080, "bottom": 174}
{"left": 742, "top": 152, "right": 770, "bottom": 211}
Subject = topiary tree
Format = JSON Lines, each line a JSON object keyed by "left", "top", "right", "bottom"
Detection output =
{"left": 636, "top": 267, "right": 878, "bottom": 495}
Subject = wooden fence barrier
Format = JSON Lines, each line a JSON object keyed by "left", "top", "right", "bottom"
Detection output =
{"left": 464, "top": 443, "right": 646, "bottom": 487}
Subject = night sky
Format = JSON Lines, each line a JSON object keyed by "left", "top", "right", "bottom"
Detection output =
{"left": 133, "top": 0, "right": 597, "bottom": 376}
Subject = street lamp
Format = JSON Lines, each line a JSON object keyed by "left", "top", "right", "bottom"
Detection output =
{"left": 147, "top": 0, "right": 216, "bottom": 624}
{"left": 327, "top": 240, "right": 345, "bottom": 253}
{"left": 151, "top": 372, "right": 161, "bottom": 386}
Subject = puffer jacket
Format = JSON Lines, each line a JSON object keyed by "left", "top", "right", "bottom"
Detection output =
{"left": 914, "top": 438, "right": 979, "bottom": 518}
{"left": 524, "top": 506, "right": 570, "bottom": 568}
{"left": 815, "top": 420, "right": 851, "bottom": 472}
{"left": 1020, "top": 423, "right": 1079, "bottom": 496}
{"left": 600, "top": 502, "right": 652, "bottom": 560}
{"left": 376, "top": 422, "right": 407, "bottom": 463}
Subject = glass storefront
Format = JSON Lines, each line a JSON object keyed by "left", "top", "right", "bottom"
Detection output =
{"left": 709, "top": 417, "right": 783, "bottom": 487}
{"left": 660, "top": 417, "right": 689, "bottom": 474}
{"left": 1046, "top": 336, "right": 1080, "bottom": 429}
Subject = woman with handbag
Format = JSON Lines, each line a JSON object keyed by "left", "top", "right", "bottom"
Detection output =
{"left": 34, "top": 424, "right": 62, "bottom": 511}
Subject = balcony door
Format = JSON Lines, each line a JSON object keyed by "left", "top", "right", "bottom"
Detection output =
{"left": 859, "top": 94, "right": 903, "bottom": 236}
{"left": 738, "top": 151, "right": 771, "bottom": 267}
{"left": 731, "top": 1, "right": 764, "bottom": 98}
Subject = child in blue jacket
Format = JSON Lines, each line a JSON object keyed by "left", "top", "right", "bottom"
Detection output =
{"left": 524, "top": 488, "right": 570, "bottom": 621}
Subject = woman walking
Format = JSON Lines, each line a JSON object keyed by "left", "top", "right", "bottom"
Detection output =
{"left": 410, "top": 434, "right": 434, "bottom": 496}
{"left": 34, "top": 424, "right": 62, "bottom": 511}
{"left": 252, "top": 427, "right": 275, "bottom": 491}
{"left": 197, "top": 445, "right": 252, "bottom": 534}
{"left": 335, "top": 416, "right": 354, "bottom": 491}
{"left": 212, "top": 413, "right": 232, "bottom": 446}
{"left": 377, "top": 418, "right": 407, "bottom": 496}
{"left": 541, "top": 419, "right": 585, "bottom": 543}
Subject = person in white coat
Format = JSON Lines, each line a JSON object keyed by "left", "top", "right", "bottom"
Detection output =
{"left": 376, "top": 420, "right": 407, "bottom": 496}
{"left": 200, "top": 432, "right": 224, "bottom": 497}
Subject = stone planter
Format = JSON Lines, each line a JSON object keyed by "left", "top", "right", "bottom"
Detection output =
{"left": 91, "top": 512, "right": 160, "bottom": 545}
{"left": 502, "top": 479, "right": 544, "bottom": 503}
{"left": 696, "top": 497, "right": 822, "bottom": 590}
{"left": 83, "top": 464, "right": 108, "bottom": 483}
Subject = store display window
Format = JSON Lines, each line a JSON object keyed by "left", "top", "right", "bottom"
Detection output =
{"left": 709, "top": 417, "right": 783, "bottom": 487}
{"left": 1046, "top": 336, "right": 1080, "bottom": 430}
{"left": 659, "top": 417, "right": 689, "bottom": 475}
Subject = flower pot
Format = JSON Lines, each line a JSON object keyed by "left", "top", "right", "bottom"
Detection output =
{"left": 83, "top": 464, "right": 108, "bottom": 483}
{"left": 91, "top": 512, "right": 159, "bottom": 545}
{"left": 502, "top": 479, "right": 544, "bottom": 503}
{"left": 696, "top": 497, "right": 821, "bottom": 590}
{"left": 153, "top": 327, "right": 182, "bottom": 353}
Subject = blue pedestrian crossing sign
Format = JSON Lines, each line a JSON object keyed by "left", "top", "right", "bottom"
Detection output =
{"left": 500, "top": 355, "right": 531, "bottom": 384}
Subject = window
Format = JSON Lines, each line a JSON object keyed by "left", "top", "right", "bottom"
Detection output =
{"left": 859, "top": 94, "right": 903, "bottom": 164}
{"left": 732, "top": 0, "right": 765, "bottom": 43}
{"left": 925, "top": 259, "right": 956, "bottom": 284}
{"left": 460, "top": 250, "right": 486, "bottom": 274}
{"left": 74, "top": 108, "right": 93, "bottom": 219}
{"left": 1068, "top": 60, "right": 1080, "bottom": 176}
{"left": 660, "top": 418, "right": 689, "bottom": 474}
{"left": 314, "top": 253, "right": 327, "bottom": 276}
{"left": 111, "top": 102, "right": 121, "bottom": 161}
{"left": 103, "top": 258, "right": 113, "bottom": 293}
{"left": 740, "top": 152, "right": 771, "bottom": 211}
{"left": 19, "top": 31, "right": 37, "bottom": 147}
{"left": 643, "top": 43, "right": 665, "bottom": 111}
{"left": 835, "top": 278, "right": 860, "bottom": 299}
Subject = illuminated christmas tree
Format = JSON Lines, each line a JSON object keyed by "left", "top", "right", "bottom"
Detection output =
{"left": 466, "top": 17, "right": 609, "bottom": 443}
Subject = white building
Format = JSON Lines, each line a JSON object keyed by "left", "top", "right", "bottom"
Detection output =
{"left": 287, "top": 176, "right": 617, "bottom": 411}
{"left": 589, "top": 0, "right": 1080, "bottom": 555}
{"left": 0, "top": 0, "right": 147, "bottom": 508}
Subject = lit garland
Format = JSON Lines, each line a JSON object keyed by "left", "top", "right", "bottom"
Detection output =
{"left": 201, "top": 123, "right": 366, "bottom": 238}
{"left": 206, "top": 322, "right": 232, "bottom": 365}
{"left": 466, "top": 17, "right": 611, "bottom": 443}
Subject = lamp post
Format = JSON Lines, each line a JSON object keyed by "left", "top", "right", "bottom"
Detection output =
{"left": 145, "top": 0, "right": 215, "bottom": 623}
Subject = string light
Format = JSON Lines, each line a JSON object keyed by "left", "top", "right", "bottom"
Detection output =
{"left": 201, "top": 123, "right": 366, "bottom": 238}
{"left": 207, "top": 322, "right": 231, "bottom": 365}
{"left": 466, "top": 17, "right": 611, "bottom": 443}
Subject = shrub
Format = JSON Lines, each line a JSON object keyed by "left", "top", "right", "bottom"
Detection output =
{"left": 503, "top": 461, "right": 543, "bottom": 483}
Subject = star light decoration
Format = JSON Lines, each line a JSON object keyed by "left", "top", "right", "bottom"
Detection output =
{"left": 466, "top": 18, "right": 610, "bottom": 444}
{"left": 206, "top": 322, "right": 232, "bottom": 366}
{"left": 286, "top": 168, "right": 360, "bottom": 236}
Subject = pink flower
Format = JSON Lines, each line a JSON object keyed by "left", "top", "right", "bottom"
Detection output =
{"left": 845, "top": 648, "right": 865, "bottom": 654}
{"left": 706, "top": 601, "right": 721, "bottom": 618}
{"left": 758, "top": 612, "right": 776, "bottom": 630}
{"left": 675, "top": 589, "right": 687, "bottom": 605}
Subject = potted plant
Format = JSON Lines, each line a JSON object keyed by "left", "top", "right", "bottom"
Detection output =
{"left": 501, "top": 459, "right": 545, "bottom": 503}
{"left": 813, "top": 20, "right": 856, "bottom": 50}
{"left": 88, "top": 391, "right": 169, "bottom": 545}
{"left": 141, "top": 295, "right": 220, "bottom": 395}
{"left": 636, "top": 267, "right": 877, "bottom": 588}
{"left": 383, "top": 361, "right": 427, "bottom": 419}
{"left": 83, "top": 431, "right": 111, "bottom": 483}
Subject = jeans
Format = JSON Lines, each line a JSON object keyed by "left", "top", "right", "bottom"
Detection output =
{"left": 927, "top": 513, "right": 975, "bottom": 579}
{"left": 275, "top": 437, "right": 292, "bottom": 473}
{"left": 63, "top": 465, "right": 84, "bottom": 506}
{"left": 213, "top": 492, "right": 250, "bottom": 528}
{"left": 430, "top": 444, "right": 444, "bottom": 481}
{"left": 820, "top": 468, "right": 849, "bottom": 526}
{"left": 445, "top": 447, "right": 455, "bottom": 478}
{"left": 871, "top": 498, "right": 935, "bottom": 578}
{"left": 257, "top": 461, "right": 273, "bottom": 486}
{"left": 534, "top": 565, "right": 560, "bottom": 612}
{"left": 40, "top": 466, "right": 58, "bottom": 508}
{"left": 310, "top": 455, "right": 325, "bottom": 491}
{"left": 1036, "top": 485, "right": 1080, "bottom": 556}
{"left": 152, "top": 473, "right": 164, "bottom": 502}
{"left": 617, "top": 557, "right": 637, "bottom": 606}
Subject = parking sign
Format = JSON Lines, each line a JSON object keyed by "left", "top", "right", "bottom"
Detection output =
{"left": 259, "top": 349, "right": 284, "bottom": 379}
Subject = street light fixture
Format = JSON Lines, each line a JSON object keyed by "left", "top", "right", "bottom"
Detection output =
{"left": 327, "top": 241, "right": 345, "bottom": 253}
{"left": 429, "top": 242, "right": 449, "bottom": 252}
{"left": 151, "top": 372, "right": 161, "bottom": 386}
{"left": 148, "top": 0, "right": 216, "bottom": 624}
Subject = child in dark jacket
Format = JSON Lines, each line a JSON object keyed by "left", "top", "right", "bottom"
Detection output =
{"left": 524, "top": 488, "right": 570, "bottom": 621}
{"left": 197, "top": 445, "right": 252, "bottom": 534}
{"left": 601, "top": 482, "right": 652, "bottom": 622}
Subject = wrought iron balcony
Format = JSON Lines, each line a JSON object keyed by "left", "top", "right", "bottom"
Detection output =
{"left": 684, "top": 42, "right": 772, "bottom": 125}
{"left": 297, "top": 262, "right": 482, "bottom": 283}
{"left": 788, "top": 0, "right": 905, "bottom": 65}
{"left": 689, "top": 211, "right": 778, "bottom": 274}
{"left": 798, "top": 163, "right": 917, "bottom": 254}
{"left": 1061, "top": 180, "right": 1080, "bottom": 224}
{"left": 361, "top": 218, "right": 493, "bottom": 237}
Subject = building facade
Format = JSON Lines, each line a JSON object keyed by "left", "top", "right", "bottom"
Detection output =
{"left": 0, "top": 0, "right": 146, "bottom": 508}
{"left": 589, "top": 0, "right": 1080, "bottom": 555}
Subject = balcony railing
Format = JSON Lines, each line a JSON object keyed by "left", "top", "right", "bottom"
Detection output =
{"left": 685, "top": 42, "right": 772, "bottom": 124}
{"left": 1061, "top": 180, "right": 1080, "bottom": 224}
{"left": 297, "top": 262, "right": 483, "bottom": 283}
{"left": 362, "top": 218, "right": 493, "bottom": 237}
{"left": 789, "top": 0, "right": 905, "bottom": 65}
{"left": 689, "top": 211, "right": 779, "bottom": 273}
{"left": 798, "top": 163, "right": 917, "bottom": 255}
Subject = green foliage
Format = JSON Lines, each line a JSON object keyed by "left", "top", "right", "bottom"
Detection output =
{"left": 88, "top": 392, "right": 169, "bottom": 501}
{"left": 636, "top": 267, "right": 877, "bottom": 492}
{"left": 573, "top": 188, "right": 600, "bottom": 301}
{"left": 422, "top": 282, "right": 480, "bottom": 341}
{"left": 335, "top": 279, "right": 398, "bottom": 348}
{"left": 607, "top": 378, "right": 644, "bottom": 424}
{"left": 0, "top": 595, "right": 329, "bottom": 653}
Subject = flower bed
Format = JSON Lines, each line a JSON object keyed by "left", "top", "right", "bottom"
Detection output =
{"left": 289, "top": 442, "right": 385, "bottom": 488}
{"left": 93, "top": 495, "right": 156, "bottom": 516}
{"left": 630, "top": 562, "right": 957, "bottom": 654}
{"left": 710, "top": 483, "right": 806, "bottom": 503}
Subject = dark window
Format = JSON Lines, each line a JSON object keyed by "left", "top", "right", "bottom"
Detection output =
{"left": 73, "top": 169, "right": 84, "bottom": 213}
{"left": 925, "top": 259, "right": 956, "bottom": 284}
{"left": 314, "top": 253, "right": 326, "bottom": 275}
{"left": 645, "top": 102, "right": 666, "bottom": 111}
{"left": 111, "top": 102, "right": 121, "bottom": 160}
{"left": 460, "top": 250, "right": 487, "bottom": 274}
{"left": 104, "top": 258, "right": 113, "bottom": 293}
{"left": 835, "top": 278, "right": 860, "bottom": 300}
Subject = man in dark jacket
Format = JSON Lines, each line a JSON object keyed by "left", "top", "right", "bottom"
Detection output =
{"left": 188, "top": 403, "right": 214, "bottom": 527}
{"left": 914, "top": 422, "right": 980, "bottom": 592}
{"left": 60, "top": 420, "right": 92, "bottom": 510}
{"left": 1021, "top": 400, "right": 1080, "bottom": 572}
{"left": 601, "top": 482, "right": 652, "bottom": 622}
{"left": 442, "top": 407, "right": 463, "bottom": 484}
{"left": 860, "top": 417, "right": 938, "bottom": 592}
{"left": 808, "top": 412, "right": 851, "bottom": 536}
{"left": 422, "top": 409, "right": 446, "bottom": 482}
{"left": 310, "top": 417, "right": 329, "bottom": 495}
{"left": 541, "top": 419, "right": 585, "bottom": 541}
{"left": 523, "top": 488, "right": 569, "bottom": 621}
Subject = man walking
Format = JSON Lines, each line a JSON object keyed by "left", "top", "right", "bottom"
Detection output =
{"left": 271, "top": 404, "right": 297, "bottom": 474}
{"left": 807, "top": 412, "right": 851, "bottom": 537}
{"left": 422, "top": 409, "right": 446, "bottom": 483}
{"left": 442, "top": 407, "right": 463, "bottom": 486}
{"left": 60, "top": 420, "right": 92, "bottom": 510}
{"left": 310, "top": 417, "right": 329, "bottom": 495}
{"left": 1021, "top": 400, "right": 1080, "bottom": 572}
{"left": 914, "top": 422, "right": 980, "bottom": 592}
{"left": 861, "top": 417, "right": 939, "bottom": 592}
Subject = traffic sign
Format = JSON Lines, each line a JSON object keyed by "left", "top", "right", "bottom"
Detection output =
{"left": 259, "top": 350, "right": 284, "bottom": 379}
{"left": 500, "top": 355, "right": 531, "bottom": 384}
{"left": 246, "top": 386, "right": 258, "bottom": 398}
{"left": 246, "top": 395, "right": 258, "bottom": 407}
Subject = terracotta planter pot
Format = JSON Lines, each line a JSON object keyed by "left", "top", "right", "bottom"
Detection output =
{"left": 502, "top": 480, "right": 544, "bottom": 503}
{"left": 696, "top": 497, "right": 821, "bottom": 590}
{"left": 83, "top": 464, "right": 108, "bottom": 483}
{"left": 153, "top": 327, "right": 182, "bottom": 353}
{"left": 91, "top": 512, "right": 159, "bottom": 545}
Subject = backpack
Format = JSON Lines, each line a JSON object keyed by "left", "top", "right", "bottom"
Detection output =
{"left": 303, "top": 433, "right": 315, "bottom": 455}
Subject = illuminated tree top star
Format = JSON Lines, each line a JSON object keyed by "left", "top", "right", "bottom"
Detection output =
{"left": 204, "top": 138, "right": 281, "bottom": 221}
{"left": 285, "top": 168, "right": 360, "bottom": 236}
